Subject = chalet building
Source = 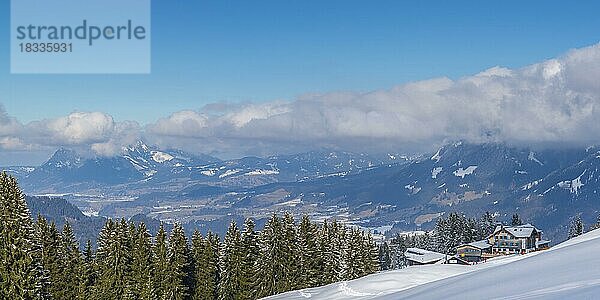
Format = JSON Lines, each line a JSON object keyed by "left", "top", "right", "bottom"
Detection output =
{"left": 488, "top": 224, "right": 550, "bottom": 254}
{"left": 404, "top": 248, "right": 446, "bottom": 266}
{"left": 456, "top": 240, "right": 493, "bottom": 263}
{"left": 455, "top": 224, "right": 550, "bottom": 263}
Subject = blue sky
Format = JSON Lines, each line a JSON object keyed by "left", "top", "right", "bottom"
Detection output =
{"left": 3, "top": 1, "right": 600, "bottom": 165}
{"left": 2, "top": 0, "right": 600, "bottom": 124}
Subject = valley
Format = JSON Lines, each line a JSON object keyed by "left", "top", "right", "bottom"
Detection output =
{"left": 5, "top": 141, "right": 600, "bottom": 242}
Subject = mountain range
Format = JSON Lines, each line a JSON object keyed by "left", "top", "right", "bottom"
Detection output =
{"left": 4, "top": 141, "right": 600, "bottom": 242}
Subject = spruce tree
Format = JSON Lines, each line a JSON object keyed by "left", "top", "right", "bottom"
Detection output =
{"left": 378, "top": 242, "right": 392, "bottom": 271}
{"left": 317, "top": 220, "right": 333, "bottom": 285}
{"left": 192, "top": 231, "right": 220, "bottom": 300}
{"left": 47, "top": 222, "right": 64, "bottom": 297}
{"left": 389, "top": 234, "right": 407, "bottom": 269}
{"left": 282, "top": 212, "right": 300, "bottom": 291}
{"left": 165, "top": 223, "right": 192, "bottom": 300}
{"left": 479, "top": 211, "right": 497, "bottom": 239}
{"left": 60, "top": 222, "right": 82, "bottom": 300}
{"left": 131, "top": 222, "right": 155, "bottom": 299}
{"left": 511, "top": 213, "right": 523, "bottom": 226}
{"left": 78, "top": 240, "right": 96, "bottom": 300}
{"left": 433, "top": 214, "right": 452, "bottom": 254}
{"left": 190, "top": 229, "right": 205, "bottom": 300}
{"left": 432, "top": 212, "right": 477, "bottom": 254}
{"left": 344, "top": 228, "right": 363, "bottom": 280}
{"left": 590, "top": 214, "right": 600, "bottom": 231}
{"left": 296, "top": 215, "right": 319, "bottom": 288}
{"left": 0, "top": 172, "right": 49, "bottom": 299}
{"left": 463, "top": 217, "right": 478, "bottom": 244}
{"left": 569, "top": 215, "right": 585, "bottom": 239}
{"left": 240, "top": 218, "right": 259, "bottom": 298}
{"left": 35, "top": 216, "right": 61, "bottom": 298}
{"left": 94, "top": 218, "right": 133, "bottom": 299}
{"left": 153, "top": 223, "right": 169, "bottom": 299}
{"left": 361, "top": 232, "right": 380, "bottom": 275}
{"left": 327, "top": 220, "right": 346, "bottom": 282}
{"left": 218, "top": 221, "right": 244, "bottom": 300}
{"left": 255, "top": 214, "right": 287, "bottom": 298}
{"left": 191, "top": 230, "right": 220, "bottom": 300}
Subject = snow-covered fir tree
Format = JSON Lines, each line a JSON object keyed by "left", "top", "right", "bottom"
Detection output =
{"left": 378, "top": 242, "right": 392, "bottom": 271}
{"left": 218, "top": 221, "right": 244, "bottom": 300}
{"left": 590, "top": 214, "right": 600, "bottom": 231}
{"left": 35, "top": 216, "right": 61, "bottom": 298}
{"left": 478, "top": 211, "right": 497, "bottom": 239}
{"left": 297, "top": 215, "right": 320, "bottom": 288}
{"left": 2, "top": 172, "right": 384, "bottom": 300}
{"left": 94, "top": 219, "right": 133, "bottom": 299}
{"left": 192, "top": 230, "right": 220, "bottom": 300}
{"left": 255, "top": 214, "right": 287, "bottom": 298}
{"left": 78, "top": 240, "right": 96, "bottom": 299}
{"left": 240, "top": 218, "right": 259, "bottom": 298}
{"left": 152, "top": 223, "right": 170, "bottom": 299}
{"left": 61, "top": 222, "right": 83, "bottom": 300}
{"left": 166, "top": 223, "right": 192, "bottom": 300}
{"left": 130, "top": 222, "right": 155, "bottom": 299}
{"left": 0, "top": 172, "right": 49, "bottom": 299}
{"left": 345, "top": 227, "right": 365, "bottom": 279}
{"left": 511, "top": 213, "right": 523, "bottom": 226}
{"left": 569, "top": 214, "right": 585, "bottom": 239}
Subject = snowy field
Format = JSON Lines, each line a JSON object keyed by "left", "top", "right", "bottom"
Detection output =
{"left": 266, "top": 229, "right": 600, "bottom": 299}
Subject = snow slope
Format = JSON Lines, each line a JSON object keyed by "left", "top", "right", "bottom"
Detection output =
{"left": 266, "top": 229, "right": 600, "bottom": 300}
{"left": 265, "top": 253, "right": 532, "bottom": 299}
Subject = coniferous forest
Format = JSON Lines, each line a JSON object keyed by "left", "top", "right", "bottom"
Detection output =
{"left": 6, "top": 169, "right": 587, "bottom": 299}
{"left": 0, "top": 172, "right": 379, "bottom": 299}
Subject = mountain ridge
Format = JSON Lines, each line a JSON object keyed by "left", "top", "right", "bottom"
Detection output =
{"left": 4, "top": 141, "right": 600, "bottom": 242}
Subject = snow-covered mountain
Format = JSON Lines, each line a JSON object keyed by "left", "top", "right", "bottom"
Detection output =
{"left": 224, "top": 142, "right": 600, "bottom": 241}
{"left": 265, "top": 228, "right": 600, "bottom": 299}
{"left": 21, "top": 147, "right": 144, "bottom": 188}
{"left": 5, "top": 141, "right": 600, "bottom": 242}
{"left": 7, "top": 141, "right": 406, "bottom": 194}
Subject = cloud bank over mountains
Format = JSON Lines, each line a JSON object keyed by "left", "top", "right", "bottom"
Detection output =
{"left": 2, "top": 43, "right": 600, "bottom": 161}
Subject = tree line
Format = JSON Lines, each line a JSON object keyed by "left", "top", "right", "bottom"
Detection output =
{"left": 377, "top": 212, "right": 528, "bottom": 270}
{"left": 378, "top": 210, "right": 600, "bottom": 270}
{"left": 568, "top": 213, "right": 600, "bottom": 239}
{"left": 0, "top": 172, "right": 379, "bottom": 300}
{"left": 377, "top": 211, "right": 499, "bottom": 270}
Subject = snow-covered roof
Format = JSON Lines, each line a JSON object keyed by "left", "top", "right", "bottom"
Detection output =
{"left": 447, "top": 255, "right": 470, "bottom": 265}
{"left": 405, "top": 248, "right": 446, "bottom": 264}
{"left": 491, "top": 224, "right": 541, "bottom": 238}
{"left": 536, "top": 240, "right": 551, "bottom": 247}
{"left": 463, "top": 240, "right": 492, "bottom": 250}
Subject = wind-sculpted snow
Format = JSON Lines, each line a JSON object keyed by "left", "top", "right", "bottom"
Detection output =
{"left": 265, "top": 229, "right": 600, "bottom": 299}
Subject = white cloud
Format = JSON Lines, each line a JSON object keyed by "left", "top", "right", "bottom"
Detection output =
{"left": 147, "top": 110, "right": 209, "bottom": 137}
{"left": 0, "top": 137, "right": 30, "bottom": 151}
{"left": 89, "top": 120, "right": 141, "bottom": 156}
{"left": 4, "top": 43, "right": 600, "bottom": 160}
{"left": 0, "top": 105, "right": 23, "bottom": 137}
{"left": 0, "top": 110, "right": 140, "bottom": 157}
{"left": 144, "top": 43, "right": 600, "bottom": 155}
{"left": 31, "top": 112, "right": 117, "bottom": 145}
